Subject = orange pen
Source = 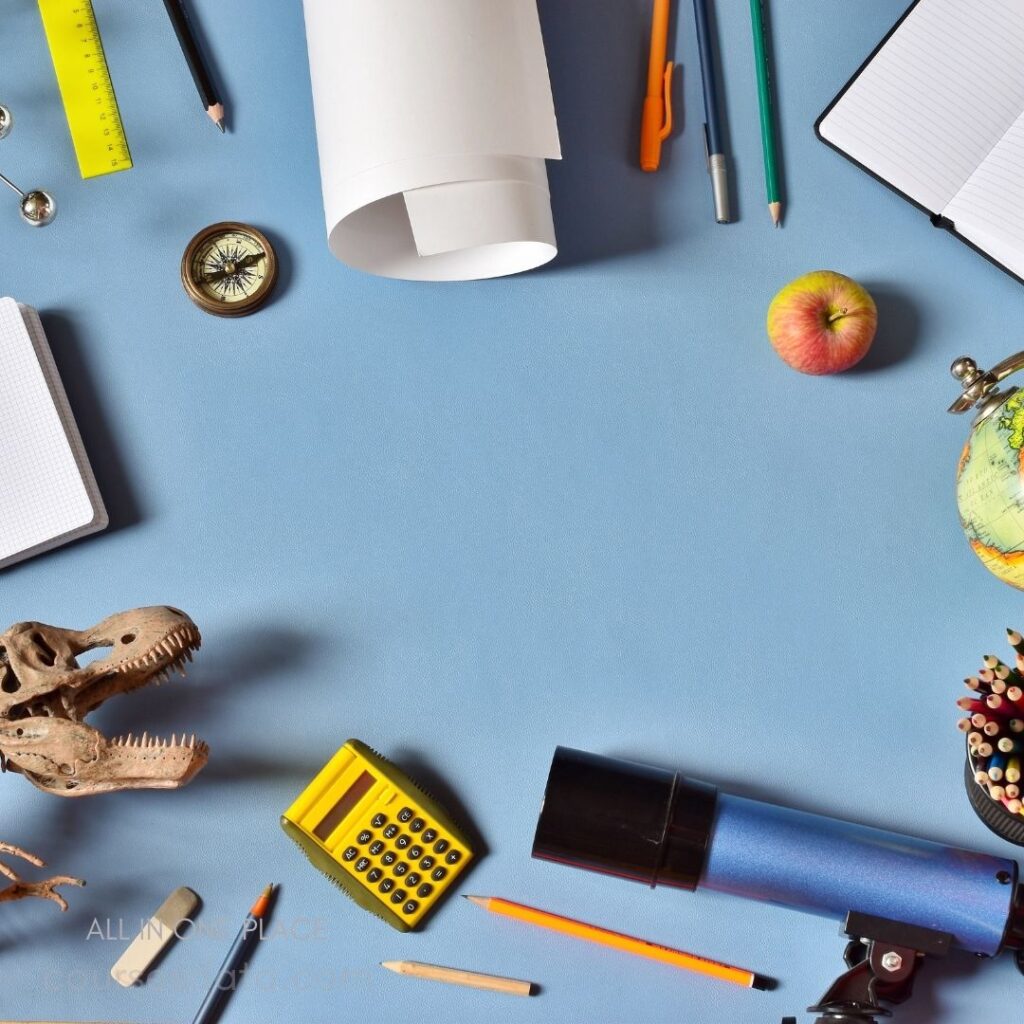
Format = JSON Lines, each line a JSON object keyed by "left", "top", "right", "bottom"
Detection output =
{"left": 640, "top": 0, "right": 675, "bottom": 172}
{"left": 466, "top": 896, "right": 768, "bottom": 989}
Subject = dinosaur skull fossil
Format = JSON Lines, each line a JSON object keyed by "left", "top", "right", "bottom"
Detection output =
{"left": 0, "top": 607, "right": 208, "bottom": 797}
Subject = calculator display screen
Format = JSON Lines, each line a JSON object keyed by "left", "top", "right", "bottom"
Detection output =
{"left": 314, "top": 770, "right": 375, "bottom": 841}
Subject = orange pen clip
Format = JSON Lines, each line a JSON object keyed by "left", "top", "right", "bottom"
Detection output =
{"left": 640, "top": 0, "right": 674, "bottom": 172}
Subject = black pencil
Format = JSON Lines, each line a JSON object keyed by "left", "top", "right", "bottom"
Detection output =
{"left": 161, "top": 0, "right": 225, "bottom": 132}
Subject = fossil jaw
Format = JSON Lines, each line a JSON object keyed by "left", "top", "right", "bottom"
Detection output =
{"left": 0, "top": 607, "right": 208, "bottom": 797}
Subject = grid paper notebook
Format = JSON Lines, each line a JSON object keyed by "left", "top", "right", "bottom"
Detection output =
{"left": 816, "top": 0, "right": 1024, "bottom": 285}
{"left": 0, "top": 298, "right": 107, "bottom": 569}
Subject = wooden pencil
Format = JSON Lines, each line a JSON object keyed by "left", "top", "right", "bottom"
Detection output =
{"left": 381, "top": 961, "right": 534, "bottom": 996}
{"left": 1008, "top": 628, "right": 1024, "bottom": 655}
{"left": 466, "top": 896, "right": 768, "bottom": 989}
{"left": 160, "top": 0, "right": 225, "bottom": 131}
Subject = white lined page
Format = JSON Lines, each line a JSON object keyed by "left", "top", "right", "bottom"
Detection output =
{"left": 819, "top": 0, "right": 1024, "bottom": 215}
{"left": 0, "top": 299, "right": 104, "bottom": 568}
{"left": 945, "top": 108, "right": 1024, "bottom": 279}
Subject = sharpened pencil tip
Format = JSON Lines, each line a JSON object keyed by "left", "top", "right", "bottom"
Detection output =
{"left": 769, "top": 202, "right": 782, "bottom": 228}
{"left": 217, "top": 120, "right": 225, "bottom": 133}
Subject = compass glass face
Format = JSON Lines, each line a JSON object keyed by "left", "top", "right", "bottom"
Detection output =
{"left": 189, "top": 228, "right": 272, "bottom": 308}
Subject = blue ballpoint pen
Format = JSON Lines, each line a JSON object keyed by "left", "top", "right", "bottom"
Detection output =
{"left": 692, "top": 0, "right": 731, "bottom": 222}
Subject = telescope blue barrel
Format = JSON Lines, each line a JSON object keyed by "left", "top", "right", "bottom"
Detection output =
{"left": 532, "top": 747, "right": 1022, "bottom": 959}
{"left": 702, "top": 794, "right": 1016, "bottom": 957}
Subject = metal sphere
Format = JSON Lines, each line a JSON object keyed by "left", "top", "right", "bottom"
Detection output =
{"left": 20, "top": 189, "right": 56, "bottom": 227}
{"left": 0, "top": 105, "right": 11, "bottom": 141}
{"left": 950, "top": 356, "right": 978, "bottom": 382}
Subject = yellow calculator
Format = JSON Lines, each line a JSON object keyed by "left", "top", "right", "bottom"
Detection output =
{"left": 282, "top": 739, "right": 475, "bottom": 931}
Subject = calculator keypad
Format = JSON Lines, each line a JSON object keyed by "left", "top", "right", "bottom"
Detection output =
{"left": 335, "top": 790, "right": 471, "bottom": 929}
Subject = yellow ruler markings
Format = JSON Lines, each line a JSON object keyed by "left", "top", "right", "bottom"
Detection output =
{"left": 38, "top": 0, "right": 132, "bottom": 179}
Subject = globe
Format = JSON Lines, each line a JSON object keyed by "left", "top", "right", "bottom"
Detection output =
{"left": 957, "top": 389, "right": 1024, "bottom": 588}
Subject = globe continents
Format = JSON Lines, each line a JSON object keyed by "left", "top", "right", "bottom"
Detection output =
{"left": 957, "top": 391, "right": 1024, "bottom": 588}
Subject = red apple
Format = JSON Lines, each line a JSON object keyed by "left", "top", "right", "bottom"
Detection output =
{"left": 766, "top": 271, "right": 878, "bottom": 375}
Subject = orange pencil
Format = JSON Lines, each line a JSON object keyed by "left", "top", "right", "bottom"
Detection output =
{"left": 466, "top": 896, "right": 767, "bottom": 990}
{"left": 639, "top": 0, "right": 675, "bottom": 171}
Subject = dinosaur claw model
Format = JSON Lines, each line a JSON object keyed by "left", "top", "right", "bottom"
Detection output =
{"left": 0, "top": 606, "right": 209, "bottom": 907}
{"left": 0, "top": 842, "right": 84, "bottom": 911}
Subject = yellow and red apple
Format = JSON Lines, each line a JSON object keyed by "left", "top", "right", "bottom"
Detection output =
{"left": 766, "top": 271, "right": 878, "bottom": 375}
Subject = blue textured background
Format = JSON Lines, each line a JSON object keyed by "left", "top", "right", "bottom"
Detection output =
{"left": 3, "top": 1, "right": 1024, "bottom": 1021}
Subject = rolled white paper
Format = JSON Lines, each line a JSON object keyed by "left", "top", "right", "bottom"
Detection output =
{"left": 301, "top": 0, "right": 562, "bottom": 281}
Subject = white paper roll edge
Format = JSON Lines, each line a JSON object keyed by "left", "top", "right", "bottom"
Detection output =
{"left": 326, "top": 155, "right": 557, "bottom": 281}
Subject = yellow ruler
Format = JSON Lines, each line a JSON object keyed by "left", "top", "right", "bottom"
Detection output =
{"left": 38, "top": 0, "right": 132, "bottom": 179}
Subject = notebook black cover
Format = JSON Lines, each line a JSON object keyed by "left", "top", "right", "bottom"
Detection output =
{"left": 814, "top": 0, "right": 1024, "bottom": 288}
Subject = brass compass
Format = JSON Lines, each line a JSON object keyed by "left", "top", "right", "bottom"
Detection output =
{"left": 181, "top": 222, "right": 278, "bottom": 317}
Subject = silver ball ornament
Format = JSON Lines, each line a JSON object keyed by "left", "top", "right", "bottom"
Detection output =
{"left": 0, "top": 105, "right": 12, "bottom": 141}
{"left": 950, "top": 357, "right": 978, "bottom": 383}
{"left": 20, "top": 189, "right": 56, "bottom": 227}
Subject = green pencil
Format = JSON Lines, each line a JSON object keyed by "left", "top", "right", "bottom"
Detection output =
{"left": 749, "top": 0, "right": 782, "bottom": 226}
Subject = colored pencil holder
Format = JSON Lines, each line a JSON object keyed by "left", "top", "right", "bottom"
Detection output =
{"left": 965, "top": 743, "right": 1024, "bottom": 847}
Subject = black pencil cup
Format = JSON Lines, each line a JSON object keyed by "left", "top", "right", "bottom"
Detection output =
{"left": 965, "top": 744, "right": 1024, "bottom": 847}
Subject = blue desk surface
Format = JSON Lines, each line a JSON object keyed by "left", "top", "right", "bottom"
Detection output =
{"left": 3, "top": 2, "right": 1024, "bottom": 1021}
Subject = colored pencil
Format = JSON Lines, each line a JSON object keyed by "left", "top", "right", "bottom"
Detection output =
{"left": 161, "top": 0, "right": 225, "bottom": 132}
{"left": 191, "top": 885, "right": 274, "bottom": 1024}
{"left": 748, "top": 0, "right": 782, "bottom": 226}
{"left": 381, "top": 961, "right": 534, "bottom": 997}
{"left": 465, "top": 896, "right": 767, "bottom": 989}
{"left": 1008, "top": 628, "right": 1024, "bottom": 655}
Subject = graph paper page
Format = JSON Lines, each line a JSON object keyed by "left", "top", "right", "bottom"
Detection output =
{"left": 0, "top": 298, "right": 101, "bottom": 568}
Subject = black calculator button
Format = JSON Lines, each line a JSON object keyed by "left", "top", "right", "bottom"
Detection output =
{"left": 369, "top": 841, "right": 384, "bottom": 856}
{"left": 431, "top": 867, "right": 447, "bottom": 882}
{"left": 393, "top": 862, "right": 408, "bottom": 877}
{"left": 434, "top": 839, "right": 449, "bottom": 854}
{"left": 396, "top": 834, "right": 410, "bottom": 850}
{"left": 357, "top": 830, "right": 373, "bottom": 845}
{"left": 445, "top": 850, "right": 461, "bottom": 865}
{"left": 406, "top": 872, "right": 421, "bottom": 887}
{"left": 403, "top": 900, "right": 419, "bottom": 915}
{"left": 355, "top": 857, "right": 370, "bottom": 872}
{"left": 371, "top": 813, "right": 387, "bottom": 828}
{"left": 408, "top": 846, "right": 423, "bottom": 860}
{"left": 410, "top": 817, "right": 425, "bottom": 833}
{"left": 343, "top": 846, "right": 358, "bottom": 861}
{"left": 419, "top": 856, "right": 435, "bottom": 871}
{"left": 383, "top": 824, "right": 399, "bottom": 839}
{"left": 390, "top": 889, "right": 407, "bottom": 904}
{"left": 398, "top": 807, "right": 413, "bottom": 823}
{"left": 382, "top": 851, "right": 396, "bottom": 866}
{"left": 368, "top": 868, "right": 382, "bottom": 883}
{"left": 417, "top": 883, "right": 434, "bottom": 898}
{"left": 379, "top": 879, "right": 394, "bottom": 894}
{"left": 422, "top": 828, "right": 438, "bottom": 843}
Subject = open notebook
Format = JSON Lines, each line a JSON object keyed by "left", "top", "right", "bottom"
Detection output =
{"left": 816, "top": 0, "right": 1024, "bottom": 284}
{"left": 0, "top": 298, "right": 107, "bottom": 569}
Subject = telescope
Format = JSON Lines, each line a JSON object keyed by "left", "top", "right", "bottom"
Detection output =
{"left": 532, "top": 747, "right": 1024, "bottom": 1023}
